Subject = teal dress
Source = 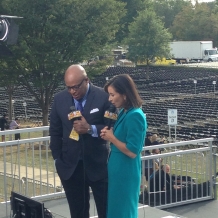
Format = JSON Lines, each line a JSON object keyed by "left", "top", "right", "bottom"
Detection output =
{"left": 107, "top": 108, "right": 147, "bottom": 218}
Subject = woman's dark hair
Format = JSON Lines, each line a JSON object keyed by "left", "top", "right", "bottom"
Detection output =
{"left": 104, "top": 74, "right": 143, "bottom": 109}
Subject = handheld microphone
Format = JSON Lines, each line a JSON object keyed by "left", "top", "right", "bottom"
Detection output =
{"left": 104, "top": 105, "right": 117, "bottom": 129}
{"left": 68, "top": 106, "right": 82, "bottom": 121}
{"left": 70, "top": 106, "right": 75, "bottom": 111}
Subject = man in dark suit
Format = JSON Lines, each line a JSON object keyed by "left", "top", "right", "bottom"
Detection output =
{"left": 149, "top": 164, "right": 182, "bottom": 192}
{"left": 49, "top": 65, "right": 111, "bottom": 218}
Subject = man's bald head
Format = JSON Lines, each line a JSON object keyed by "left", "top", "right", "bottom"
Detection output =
{"left": 162, "top": 164, "right": 170, "bottom": 174}
{"left": 65, "top": 65, "right": 89, "bottom": 100}
{"left": 65, "top": 65, "right": 87, "bottom": 81}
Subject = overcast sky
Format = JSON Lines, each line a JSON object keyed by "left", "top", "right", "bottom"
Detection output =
{"left": 196, "top": 0, "right": 215, "bottom": 2}
{"left": 190, "top": 0, "right": 215, "bottom": 5}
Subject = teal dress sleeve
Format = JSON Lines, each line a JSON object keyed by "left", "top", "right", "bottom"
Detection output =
{"left": 126, "top": 110, "right": 147, "bottom": 154}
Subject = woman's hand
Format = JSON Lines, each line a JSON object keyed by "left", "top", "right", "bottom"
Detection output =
{"left": 101, "top": 126, "right": 136, "bottom": 158}
{"left": 100, "top": 126, "right": 114, "bottom": 142}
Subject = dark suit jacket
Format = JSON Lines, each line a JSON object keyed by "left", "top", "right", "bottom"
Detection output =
{"left": 49, "top": 84, "right": 111, "bottom": 181}
{"left": 149, "top": 170, "right": 172, "bottom": 192}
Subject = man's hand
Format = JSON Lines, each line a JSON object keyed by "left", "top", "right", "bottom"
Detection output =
{"left": 173, "top": 185, "right": 181, "bottom": 189}
{"left": 73, "top": 116, "right": 90, "bottom": 134}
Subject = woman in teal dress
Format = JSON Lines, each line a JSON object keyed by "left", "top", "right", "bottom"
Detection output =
{"left": 101, "top": 74, "right": 147, "bottom": 218}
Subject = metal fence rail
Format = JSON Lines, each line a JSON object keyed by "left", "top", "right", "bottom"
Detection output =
{"left": 0, "top": 126, "right": 49, "bottom": 142}
{"left": 140, "top": 138, "right": 217, "bottom": 209}
{"left": 0, "top": 128, "right": 217, "bottom": 217}
{"left": 0, "top": 135, "right": 63, "bottom": 201}
{"left": 0, "top": 126, "right": 49, "bottom": 137}
{"left": 0, "top": 127, "right": 65, "bottom": 217}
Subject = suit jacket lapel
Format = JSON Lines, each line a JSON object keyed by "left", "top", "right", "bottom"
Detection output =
{"left": 113, "top": 109, "right": 126, "bottom": 132}
{"left": 113, "top": 108, "right": 134, "bottom": 132}
{"left": 65, "top": 90, "right": 74, "bottom": 113}
{"left": 83, "top": 84, "right": 95, "bottom": 115}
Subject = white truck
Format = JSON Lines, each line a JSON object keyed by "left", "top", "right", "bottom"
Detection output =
{"left": 170, "top": 41, "right": 218, "bottom": 63}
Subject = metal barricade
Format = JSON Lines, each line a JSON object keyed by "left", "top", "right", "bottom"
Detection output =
{"left": 0, "top": 135, "right": 62, "bottom": 202}
{"left": 0, "top": 127, "right": 65, "bottom": 217}
{"left": 0, "top": 128, "right": 217, "bottom": 217}
{"left": 140, "top": 138, "right": 217, "bottom": 209}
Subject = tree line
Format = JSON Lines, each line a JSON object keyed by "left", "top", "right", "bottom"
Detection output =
{"left": 0, "top": 0, "right": 218, "bottom": 125}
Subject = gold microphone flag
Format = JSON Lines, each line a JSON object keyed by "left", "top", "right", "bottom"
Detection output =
{"left": 104, "top": 111, "right": 117, "bottom": 120}
{"left": 68, "top": 111, "right": 82, "bottom": 120}
{"left": 69, "top": 128, "right": 79, "bottom": 141}
{"left": 68, "top": 111, "right": 82, "bottom": 141}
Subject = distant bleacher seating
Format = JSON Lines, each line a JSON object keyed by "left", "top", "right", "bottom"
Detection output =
{"left": 0, "top": 65, "right": 218, "bottom": 142}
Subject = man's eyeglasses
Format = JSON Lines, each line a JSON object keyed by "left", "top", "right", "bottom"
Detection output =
{"left": 66, "top": 79, "right": 86, "bottom": 91}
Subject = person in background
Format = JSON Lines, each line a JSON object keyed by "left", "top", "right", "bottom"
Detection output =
{"left": 144, "top": 132, "right": 153, "bottom": 148}
{"left": 151, "top": 148, "right": 163, "bottom": 167}
{"left": 151, "top": 134, "right": 159, "bottom": 145}
{"left": 152, "top": 134, "right": 167, "bottom": 146}
{"left": 10, "top": 117, "right": 21, "bottom": 140}
{"left": 49, "top": 65, "right": 111, "bottom": 218}
{"left": 100, "top": 74, "right": 147, "bottom": 218}
{"left": 143, "top": 132, "right": 157, "bottom": 180}
{"left": 149, "top": 164, "right": 181, "bottom": 192}
{"left": 0, "top": 114, "right": 8, "bottom": 142}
